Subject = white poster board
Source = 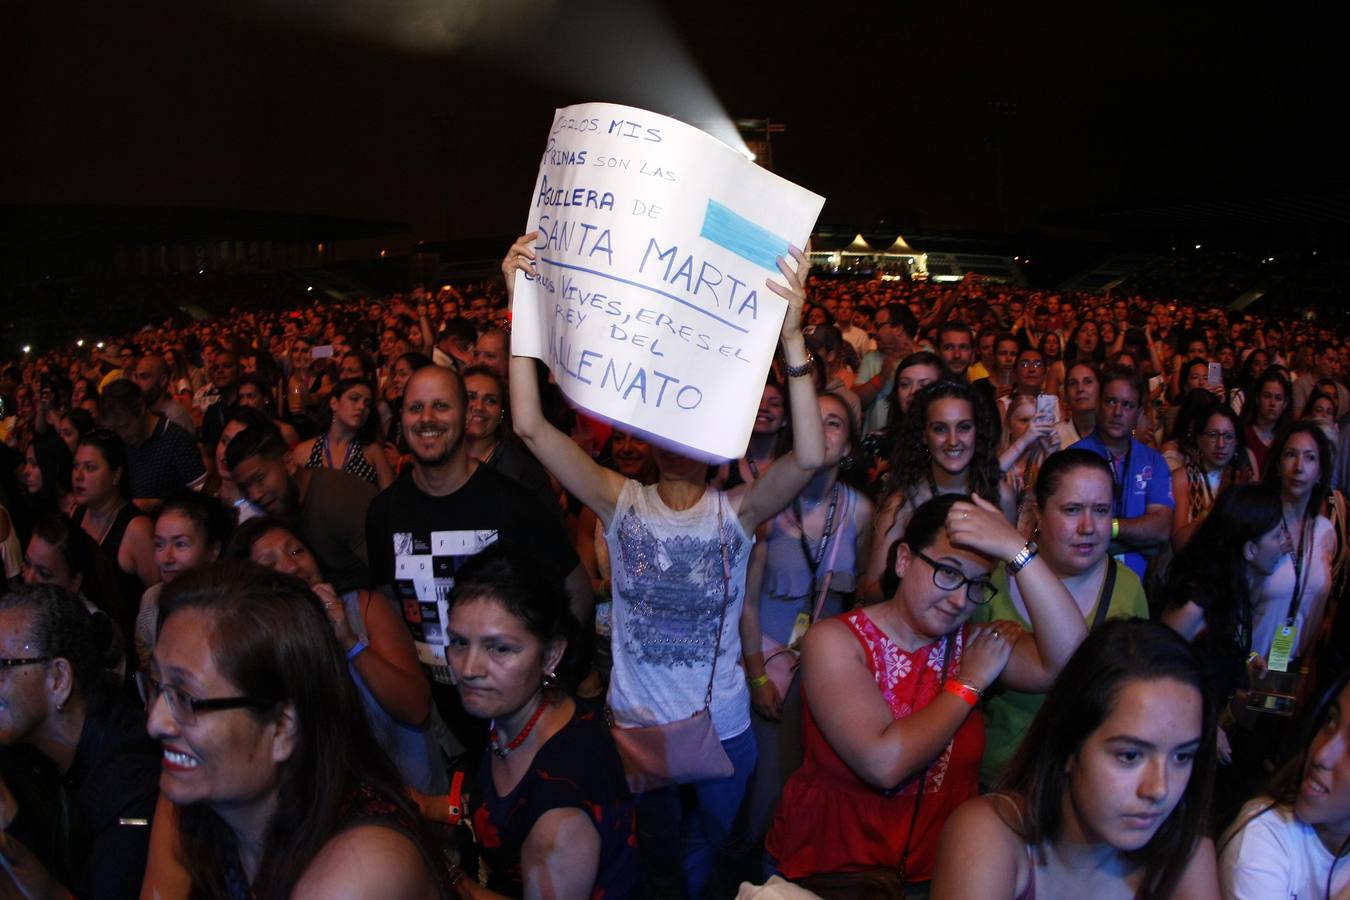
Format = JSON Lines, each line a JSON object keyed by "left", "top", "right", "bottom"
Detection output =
{"left": 511, "top": 102, "right": 825, "bottom": 461}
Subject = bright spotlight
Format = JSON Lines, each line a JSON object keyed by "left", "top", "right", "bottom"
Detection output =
{"left": 96, "top": 342, "right": 105, "bottom": 349}
{"left": 22, "top": 345, "right": 31, "bottom": 354}
{"left": 306, "top": 286, "right": 313, "bottom": 292}
{"left": 76, "top": 339, "right": 84, "bottom": 347}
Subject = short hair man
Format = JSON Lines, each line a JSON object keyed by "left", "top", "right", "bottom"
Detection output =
{"left": 364, "top": 366, "right": 589, "bottom": 742}
{"left": 98, "top": 379, "right": 205, "bottom": 502}
{"left": 854, "top": 303, "right": 919, "bottom": 433}
{"left": 227, "top": 423, "right": 377, "bottom": 592}
{"left": 131, "top": 355, "right": 196, "bottom": 436}
{"left": 1069, "top": 365, "right": 1174, "bottom": 580}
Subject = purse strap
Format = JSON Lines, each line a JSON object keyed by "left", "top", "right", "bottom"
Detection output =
{"left": 1090, "top": 557, "right": 1118, "bottom": 632}
{"left": 896, "top": 634, "right": 953, "bottom": 883}
{"left": 704, "top": 491, "right": 734, "bottom": 711}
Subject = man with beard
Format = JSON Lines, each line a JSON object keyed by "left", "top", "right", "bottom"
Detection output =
{"left": 225, "top": 422, "right": 377, "bottom": 592}
{"left": 130, "top": 354, "right": 196, "bottom": 437}
{"left": 364, "top": 366, "right": 585, "bottom": 748}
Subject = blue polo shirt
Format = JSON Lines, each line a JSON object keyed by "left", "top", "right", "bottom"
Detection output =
{"left": 1070, "top": 430, "right": 1174, "bottom": 579}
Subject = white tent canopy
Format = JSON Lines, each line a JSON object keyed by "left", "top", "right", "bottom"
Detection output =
{"left": 843, "top": 233, "right": 874, "bottom": 254}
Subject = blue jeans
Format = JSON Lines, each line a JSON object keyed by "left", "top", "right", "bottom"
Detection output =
{"left": 637, "top": 727, "right": 758, "bottom": 899}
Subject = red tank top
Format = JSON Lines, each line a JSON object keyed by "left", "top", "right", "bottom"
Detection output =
{"left": 765, "top": 609, "right": 983, "bottom": 882}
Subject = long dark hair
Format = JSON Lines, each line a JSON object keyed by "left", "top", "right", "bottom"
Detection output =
{"left": 1220, "top": 667, "right": 1350, "bottom": 898}
{"left": 996, "top": 619, "right": 1216, "bottom": 900}
{"left": 76, "top": 429, "right": 133, "bottom": 501}
{"left": 324, "top": 376, "right": 379, "bottom": 446}
{"left": 25, "top": 431, "right": 73, "bottom": 517}
{"left": 157, "top": 562, "right": 428, "bottom": 900}
{"left": 1162, "top": 483, "right": 1280, "bottom": 660}
{"left": 1239, "top": 370, "right": 1293, "bottom": 433}
{"left": 1262, "top": 420, "right": 1333, "bottom": 517}
{"left": 887, "top": 379, "right": 1002, "bottom": 505}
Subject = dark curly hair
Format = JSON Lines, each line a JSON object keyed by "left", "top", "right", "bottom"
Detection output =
{"left": 885, "top": 379, "right": 1003, "bottom": 507}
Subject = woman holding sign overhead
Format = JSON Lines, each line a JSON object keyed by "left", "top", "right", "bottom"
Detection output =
{"left": 505, "top": 232, "right": 825, "bottom": 900}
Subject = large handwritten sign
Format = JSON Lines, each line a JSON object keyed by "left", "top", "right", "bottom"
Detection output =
{"left": 511, "top": 102, "right": 825, "bottom": 461}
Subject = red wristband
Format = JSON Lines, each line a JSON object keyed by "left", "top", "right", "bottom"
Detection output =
{"left": 445, "top": 770, "right": 466, "bottom": 825}
{"left": 943, "top": 679, "right": 981, "bottom": 708}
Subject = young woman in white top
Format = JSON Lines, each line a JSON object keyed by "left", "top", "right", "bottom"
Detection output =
{"left": 1219, "top": 668, "right": 1350, "bottom": 899}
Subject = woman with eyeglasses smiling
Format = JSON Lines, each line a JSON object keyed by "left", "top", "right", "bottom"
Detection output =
{"left": 0, "top": 583, "right": 160, "bottom": 900}
{"left": 765, "top": 493, "right": 1087, "bottom": 895}
{"left": 140, "top": 562, "right": 453, "bottom": 899}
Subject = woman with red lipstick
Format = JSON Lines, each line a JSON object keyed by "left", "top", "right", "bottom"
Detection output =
{"left": 975, "top": 449, "right": 1149, "bottom": 787}
{"left": 860, "top": 380, "right": 1016, "bottom": 603}
{"left": 144, "top": 563, "right": 451, "bottom": 899}
{"left": 932, "top": 619, "right": 1219, "bottom": 900}
{"left": 1219, "top": 669, "right": 1350, "bottom": 899}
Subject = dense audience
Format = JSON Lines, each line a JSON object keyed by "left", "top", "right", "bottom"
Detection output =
{"left": 1, "top": 244, "right": 1349, "bottom": 899}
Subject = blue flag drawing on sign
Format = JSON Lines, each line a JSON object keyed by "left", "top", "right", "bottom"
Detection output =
{"left": 699, "top": 199, "right": 792, "bottom": 272}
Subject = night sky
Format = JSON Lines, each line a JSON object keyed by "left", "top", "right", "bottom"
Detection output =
{"left": 4, "top": 1, "right": 1344, "bottom": 243}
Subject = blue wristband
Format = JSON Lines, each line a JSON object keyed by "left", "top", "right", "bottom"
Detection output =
{"left": 346, "top": 638, "right": 369, "bottom": 661}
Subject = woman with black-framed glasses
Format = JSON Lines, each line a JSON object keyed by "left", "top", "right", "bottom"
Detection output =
{"left": 139, "top": 561, "right": 454, "bottom": 899}
{"left": 0, "top": 582, "right": 160, "bottom": 900}
{"left": 765, "top": 492, "right": 1088, "bottom": 895}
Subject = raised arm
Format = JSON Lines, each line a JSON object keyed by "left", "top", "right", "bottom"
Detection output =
{"left": 504, "top": 234, "right": 626, "bottom": 528}
{"left": 734, "top": 247, "right": 827, "bottom": 534}
{"left": 945, "top": 495, "right": 1088, "bottom": 692}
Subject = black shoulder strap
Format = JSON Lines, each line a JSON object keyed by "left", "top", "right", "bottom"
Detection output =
{"left": 1091, "top": 557, "right": 1118, "bottom": 631}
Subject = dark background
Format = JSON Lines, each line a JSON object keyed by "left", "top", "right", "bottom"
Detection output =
{"left": 4, "top": 2, "right": 1344, "bottom": 241}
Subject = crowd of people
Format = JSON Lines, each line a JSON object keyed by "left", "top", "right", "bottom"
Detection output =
{"left": 0, "top": 237, "right": 1349, "bottom": 900}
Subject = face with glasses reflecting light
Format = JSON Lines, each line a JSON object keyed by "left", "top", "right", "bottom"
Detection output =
{"left": 894, "top": 531, "right": 997, "bottom": 641}
{"left": 146, "top": 607, "right": 294, "bottom": 810}
{"left": 1196, "top": 412, "right": 1238, "bottom": 470}
{"left": 1014, "top": 350, "right": 1046, "bottom": 394}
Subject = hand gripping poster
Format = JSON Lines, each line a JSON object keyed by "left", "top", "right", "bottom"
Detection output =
{"left": 510, "top": 102, "right": 825, "bottom": 461}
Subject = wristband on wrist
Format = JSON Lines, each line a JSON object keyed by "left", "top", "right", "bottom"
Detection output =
{"left": 747, "top": 673, "right": 770, "bottom": 689}
{"left": 784, "top": 353, "right": 815, "bottom": 379}
{"left": 1006, "top": 541, "right": 1039, "bottom": 575}
{"left": 943, "top": 679, "right": 981, "bottom": 708}
{"left": 346, "top": 638, "right": 369, "bottom": 661}
{"left": 445, "top": 770, "right": 466, "bottom": 826}
{"left": 1111, "top": 518, "right": 1121, "bottom": 540}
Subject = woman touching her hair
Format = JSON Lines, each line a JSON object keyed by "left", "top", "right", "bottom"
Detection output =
{"left": 765, "top": 493, "right": 1088, "bottom": 894}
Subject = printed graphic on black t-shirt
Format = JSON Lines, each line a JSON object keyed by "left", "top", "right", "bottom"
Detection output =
{"left": 392, "top": 527, "right": 497, "bottom": 685}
